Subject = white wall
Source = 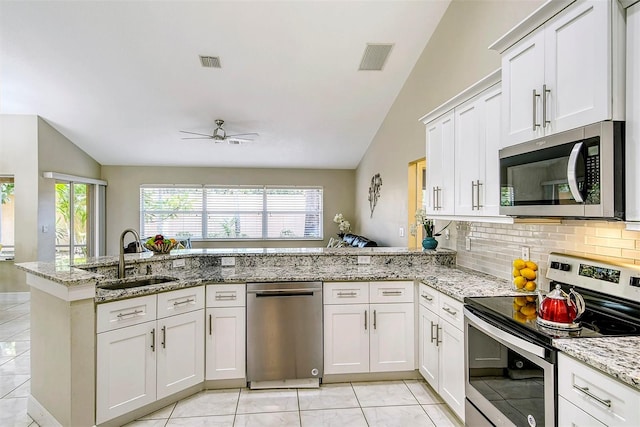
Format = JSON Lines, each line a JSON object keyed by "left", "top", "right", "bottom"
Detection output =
{"left": 102, "top": 166, "right": 355, "bottom": 255}
{"left": 354, "top": 0, "right": 545, "bottom": 247}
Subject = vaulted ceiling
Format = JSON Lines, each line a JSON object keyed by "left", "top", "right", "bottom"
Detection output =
{"left": 0, "top": 1, "right": 449, "bottom": 169}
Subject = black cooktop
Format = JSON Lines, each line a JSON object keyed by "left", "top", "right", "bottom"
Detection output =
{"left": 464, "top": 285, "right": 640, "bottom": 346}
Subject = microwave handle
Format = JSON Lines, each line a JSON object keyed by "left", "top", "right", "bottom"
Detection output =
{"left": 567, "top": 142, "right": 584, "bottom": 203}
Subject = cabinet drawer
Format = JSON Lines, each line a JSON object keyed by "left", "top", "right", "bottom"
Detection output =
{"left": 418, "top": 283, "right": 439, "bottom": 312}
{"left": 324, "top": 282, "right": 369, "bottom": 304}
{"left": 558, "top": 353, "right": 640, "bottom": 426}
{"left": 97, "top": 295, "right": 157, "bottom": 333}
{"left": 206, "top": 284, "right": 246, "bottom": 307}
{"left": 438, "top": 292, "right": 464, "bottom": 330}
{"left": 370, "top": 281, "right": 414, "bottom": 303}
{"left": 157, "top": 286, "right": 205, "bottom": 319}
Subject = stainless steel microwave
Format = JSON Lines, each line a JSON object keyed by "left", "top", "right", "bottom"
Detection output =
{"left": 499, "top": 121, "right": 625, "bottom": 219}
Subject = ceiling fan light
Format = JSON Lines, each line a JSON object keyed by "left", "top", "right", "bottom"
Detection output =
{"left": 213, "top": 127, "right": 226, "bottom": 140}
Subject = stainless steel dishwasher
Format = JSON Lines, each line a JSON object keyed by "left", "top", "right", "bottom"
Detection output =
{"left": 246, "top": 281, "right": 323, "bottom": 389}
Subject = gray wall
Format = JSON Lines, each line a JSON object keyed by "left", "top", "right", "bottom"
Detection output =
{"left": 101, "top": 166, "right": 355, "bottom": 255}
{"left": 354, "top": 0, "right": 545, "bottom": 247}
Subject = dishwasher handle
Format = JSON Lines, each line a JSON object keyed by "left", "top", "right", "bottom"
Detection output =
{"left": 252, "top": 289, "right": 316, "bottom": 297}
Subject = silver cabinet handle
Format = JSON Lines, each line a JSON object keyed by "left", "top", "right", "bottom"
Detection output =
{"left": 209, "top": 314, "right": 212, "bottom": 336}
{"left": 421, "top": 294, "right": 433, "bottom": 301}
{"left": 117, "top": 309, "right": 143, "bottom": 319}
{"left": 337, "top": 292, "right": 357, "bottom": 297}
{"left": 382, "top": 291, "right": 402, "bottom": 296}
{"left": 161, "top": 325, "right": 166, "bottom": 349}
{"left": 476, "top": 180, "right": 483, "bottom": 209}
{"left": 430, "top": 321, "right": 437, "bottom": 343}
{"left": 432, "top": 187, "right": 437, "bottom": 211}
{"left": 471, "top": 181, "right": 476, "bottom": 210}
{"left": 364, "top": 310, "right": 368, "bottom": 331}
{"left": 437, "top": 187, "right": 442, "bottom": 210}
{"left": 532, "top": 89, "right": 541, "bottom": 130}
{"left": 150, "top": 328, "right": 155, "bottom": 352}
{"left": 572, "top": 384, "right": 612, "bottom": 408}
{"left": 436, "top": 325, "right": 442, "bottom": 346}
{"left": 543, "top": 84, "right": 551, "bottom": 128}
{"left": 373, "top": 310, "right": 377, "bottom": 330}
{"left": 442, "top": 306, "right": 457, "bottom": 316}
{"left": 215, "top": 294, "right": 237, "bottom": 300}
{"left": 173, "top": 298, "right": 195, "bottom": 306}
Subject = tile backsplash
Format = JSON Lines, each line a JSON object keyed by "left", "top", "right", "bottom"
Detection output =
{"left": 455, "top": 220, "right": 640, "bottom": 291}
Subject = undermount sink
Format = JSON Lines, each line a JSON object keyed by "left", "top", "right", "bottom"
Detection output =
{"left": 98, "top": 275, "right": 177, "bottom": 291}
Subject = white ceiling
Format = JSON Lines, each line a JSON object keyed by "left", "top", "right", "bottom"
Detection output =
{"left": 0, "top": 1, "right": 449, "bottom": 169}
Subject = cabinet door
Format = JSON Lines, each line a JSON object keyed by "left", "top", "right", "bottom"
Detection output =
{"left": 96, "top": 322, "right": 156, "bottom": 424}
{"left": 545, "top": 0, "right": 610, "bottom": 134}
{"left": 418, "top": 304, "right": 440, "bottom": 390}
{"left": 156, "top": 310, "right": 204, "bottom": 399}
{"left": 558, "top": 396, "right": 606, "bottom": 427}
{"left": 502, "top": 29, "right": 545, "bottom": 147}
{"left": 323, "top": 304, "right": 369, "bottom": 374}
{"left": 626, "top": 2, "right": 640, "bottom": 222}
{"left": 455, "top": 95, "right": 482, "bottom": 216}
{"left": 426, "top": 111, "right": 455, "bottom": 215}
{"left": 439, "top": 320, "right": 465, "bottom": 422}
{"left": 480, "top": 86, "right": 502, "bottom": 216}
{"left": 205, "top": 307, "right": 246, "bottom": 380}
{"left": 370, "top": 303, "right": 414, "bottom": 372}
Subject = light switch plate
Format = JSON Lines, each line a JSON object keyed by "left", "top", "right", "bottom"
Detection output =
{"left": 357, "top": 255, "right": 371, "bottom": 265}
{"left": 521, "top": 247, "right": 530, "bottom": 260}
{"left": 221, "top": 257, "right": 236, "bottom": 266}
{"left": 465, "top": 237, "right": 471, "bottom": 251}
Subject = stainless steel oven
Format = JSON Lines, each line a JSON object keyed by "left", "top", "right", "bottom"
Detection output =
{"left": 464, "top": 253, "right": 640, "bottom": 427}
{"left": 499, "top": 121, "right": 624, "bottom": 219}
{"left": 464, "top": 306, "right": 556, "bottom": 427}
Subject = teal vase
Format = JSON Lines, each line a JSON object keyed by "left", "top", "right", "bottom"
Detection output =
{"left": 422, "top": 237, "right": 438, "bottom": 250}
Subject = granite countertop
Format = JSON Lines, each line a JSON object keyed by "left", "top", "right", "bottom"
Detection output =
{"left": 553, "top": 337, "right": 640, "bottom": 391}
{"left": 418, "top": 266, "right": 522, "bottom": 300}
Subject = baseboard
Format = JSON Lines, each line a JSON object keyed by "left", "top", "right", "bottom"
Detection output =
{"left": 28, "top": 395, "right": 63, "bottom": 427}
{"left": 322, "top": 370, "right": 421, "bottom": 384}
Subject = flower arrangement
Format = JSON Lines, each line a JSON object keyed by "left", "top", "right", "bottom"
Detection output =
{"left": 333, "top": 213, "right": 351, "bottom": 234}
{"left": 413, "top": 208, "right": 447, "bottom": 237}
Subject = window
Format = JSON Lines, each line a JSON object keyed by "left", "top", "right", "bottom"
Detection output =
{"left": 140, "top": 185, "right": 323, "bottom": 240}
{"left": 0, "top": 177, "right": 15, "bottom": 258}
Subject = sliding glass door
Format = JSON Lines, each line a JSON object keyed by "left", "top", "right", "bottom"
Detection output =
{"left": 55, "top": 182, "right": 90, "bottom": 263}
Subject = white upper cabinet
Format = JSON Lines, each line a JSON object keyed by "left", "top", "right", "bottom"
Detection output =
{"left": 425, "top": 111, "right": 455, "bottom": 216}
{"left": 494, "top": 0, "right": 625, "bottom": 148}
{"left": 626, "top": 2, "right": 640, "bottom": 225}
{"left": 421, "top": 70, "right": 508, "bottom": 222}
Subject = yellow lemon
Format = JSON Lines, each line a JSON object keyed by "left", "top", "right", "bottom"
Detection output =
{"left": 524, "top": 281, "right": 537, "bottom": 292}
{"left": 520, "top": 268, "right": 537, "bottom": 280}
{"left": 513, "top": 259, "right": 526, "bottom": 270}
{"left": 513, "top": 311, "right": 527, "bottom": 323}
{"left": 525, "top": 261, "right": 538, "bottom": 271}
{"left": 513, "top": 276, "right": 527, "bottom": 289}
{"left": 513, "top": 268, "right": 521, "bottom": 277}
{"left": 514, "top": 296, "right": 527, "bottom": 306}
{"left": 525, "top": 295, "right": 536, "bottom": 302}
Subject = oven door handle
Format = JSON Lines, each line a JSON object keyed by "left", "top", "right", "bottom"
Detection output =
{"left": 464, "top": 307, "right": 546, "bottom": 358}
{"left": 567, "top": 142, "right": 584, "bottom": 203}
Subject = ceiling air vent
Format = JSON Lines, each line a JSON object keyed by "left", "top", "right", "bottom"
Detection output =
{"left": 358, "top": 44, "right": 394, "bottom": 71}
{"left": 199, "top": 55, "right": 221, "bottom": 68}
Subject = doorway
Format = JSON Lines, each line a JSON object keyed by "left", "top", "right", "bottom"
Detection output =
{"left": 408, "top": 158, "right": 426, "bottom": 248}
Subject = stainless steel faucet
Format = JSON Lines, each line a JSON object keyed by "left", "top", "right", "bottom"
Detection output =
{"left": 119, "top": 228, "right": 143, "bottom": 279}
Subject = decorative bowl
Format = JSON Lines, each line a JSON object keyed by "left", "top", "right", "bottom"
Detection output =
{"left": 144, "top": 241, "right": 178, "bottom": 254}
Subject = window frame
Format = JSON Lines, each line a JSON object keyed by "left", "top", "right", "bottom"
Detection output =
{"left": 140, "top": 184, "right": 324, "bottom": 241}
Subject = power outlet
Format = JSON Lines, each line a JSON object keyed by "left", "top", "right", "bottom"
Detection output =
{"left": 221, "top": 257, "right": 236, "bottom": 267}
{"left": 357, "top": 255, "right": 371, "bottom": 265}
{"left": 172, "top": 258, "right": 186, "bottom": 268}
{"left": 521, "top": 247, "right": 530, "bottom": 260}
{"left": 465, "top": 237, "right": 471, "bottom": 251}
{"left": 399, "top": 227, "right": 405, "bottom": 237}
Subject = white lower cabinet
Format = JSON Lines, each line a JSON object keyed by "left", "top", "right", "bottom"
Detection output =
{"left": 323, "top": 281, "right": 414, "bottom": 375}
{"left": 558, "top": 352, "right": 640, "bottom": 426}
{"left": 96, "top": 288, "right": 205, "bottom": 424}
{"left": 418, "top": 283, "right": 465, "bottom": 422}
{"left": 205, "top": 284, "right": 246, "bottom": 380}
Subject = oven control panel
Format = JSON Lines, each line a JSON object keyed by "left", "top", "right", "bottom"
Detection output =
{"left": 547, "top": 252, "right": 640, "bottom": 300}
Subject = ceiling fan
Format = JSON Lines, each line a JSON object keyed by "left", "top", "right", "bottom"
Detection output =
{"left": 180, "top": 119, "right": 259, "bottom": 144}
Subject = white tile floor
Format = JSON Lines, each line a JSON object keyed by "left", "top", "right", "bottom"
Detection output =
{"left": 0, "top": 292, "right": 463, "bottom": 427}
